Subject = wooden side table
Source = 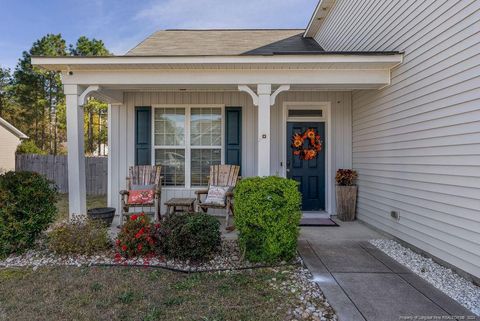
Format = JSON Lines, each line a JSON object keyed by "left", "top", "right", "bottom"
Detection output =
{"left": 164, "top": 197, "right": 196, "bottom": 216}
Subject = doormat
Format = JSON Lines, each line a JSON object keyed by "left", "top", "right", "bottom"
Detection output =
{"left": 299, "top": 218, "right": 339, "bottom": 226}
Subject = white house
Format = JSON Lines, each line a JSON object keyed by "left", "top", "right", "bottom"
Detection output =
{"left": 0, "top": 117, "right": 28, "bottom": 172}
{"left": 32, "top": 0, "right": 480, "bottom": 279}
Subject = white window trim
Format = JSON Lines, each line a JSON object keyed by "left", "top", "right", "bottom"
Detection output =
{"left": 151, "top": 104, "right": 225, "bottom": 189}
{"left": 281, "top": 101, "right": 333, "bottom": 214}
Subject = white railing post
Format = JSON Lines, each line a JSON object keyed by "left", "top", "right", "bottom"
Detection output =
{"left": 65, "top": 84, "right": 87, "bottom": 218}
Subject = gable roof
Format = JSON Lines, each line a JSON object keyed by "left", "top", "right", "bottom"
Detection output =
{"left": 0, "top": 117, "right": 28, "bottom": 139}
{"left": 126, "top": 29, "right": 323, "bottom": 56}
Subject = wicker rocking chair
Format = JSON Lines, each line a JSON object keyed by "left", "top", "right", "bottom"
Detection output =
{"left": 195, "top": 165, "right": 240, "bottom": 227}
{"left": 119, "top": 165, "right": 163, "bottom": 225}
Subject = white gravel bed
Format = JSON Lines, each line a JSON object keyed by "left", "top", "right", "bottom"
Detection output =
{"left": 370, "top": 239, "right": 480, "bottom": 316}
{"left": 0, "top": 240, "right": 295, "bottom": 272}
{"left": 267, "top": 266, "right": 337, "bottom": 321}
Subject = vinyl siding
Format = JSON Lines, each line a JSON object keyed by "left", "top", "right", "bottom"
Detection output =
{"left": 0, "top": 125, "right": 21, "bottom": 172}
{"left": 314, "top": 0, "right": 480, "bottom": 278}
{"left": 109, "top": 90, "right": 351, "bottom": 220}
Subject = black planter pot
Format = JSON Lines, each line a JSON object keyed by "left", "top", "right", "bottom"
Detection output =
{"left": 87, "top": 207, "right": 116, "bottom": 226}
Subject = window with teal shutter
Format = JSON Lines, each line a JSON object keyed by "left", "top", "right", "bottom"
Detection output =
{"left": 135, "top": 107, "right": 151, "bottom": 165}
{"left": 225, "top": 107, "right": 242, "bottom": 174}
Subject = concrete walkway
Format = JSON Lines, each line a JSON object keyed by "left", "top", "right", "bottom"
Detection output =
{"left": 298, "top": 221, "right": 475, "bottom": 321}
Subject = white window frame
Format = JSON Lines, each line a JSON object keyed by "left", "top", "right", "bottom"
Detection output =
{"left": 151, "top": 104, "right": 225, "bottom": 189}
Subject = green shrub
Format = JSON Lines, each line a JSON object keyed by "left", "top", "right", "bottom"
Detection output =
{"left": 47, "top": 217, "right": 111, "bottom": 255}
{"left": 0, "top": 171, "right": 58, "bottom": 257}
{"left": 116, "top": 213, "right": 159, "bottom": 258}
{"left": 160, "top": 213, "right": 221, "bottom": 261}
{"left": 16, "top": 140, "right": 46, "bottom": 155}
{"left": 234, "top": 176, "right": 302, "bottom": 263}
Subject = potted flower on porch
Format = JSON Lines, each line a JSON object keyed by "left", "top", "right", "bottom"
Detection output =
{"left": 335, "top": 169, "right": 358, "bottom": 221}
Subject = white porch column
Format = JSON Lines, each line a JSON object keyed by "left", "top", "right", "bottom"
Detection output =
{"left": 238, "top": 84, "right": 290, "bottom": 177}
{"left": 107, "top": 103, "right": 121, "bottom": 217}
{"left": 64, "top": 84, "right": 86, "bottom": 218}
{"left": 257, "top": 84, "right": 272, "bottom": 177}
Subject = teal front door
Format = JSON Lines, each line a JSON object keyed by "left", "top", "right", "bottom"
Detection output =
{"left": 287, "top": 122, "right": 326, "bottom": 211}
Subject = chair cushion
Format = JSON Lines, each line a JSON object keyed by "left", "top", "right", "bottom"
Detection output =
{"left": 127, "top": 190, "right": 154, "bottom": 205}
{"left": 131, "top": 184, "right": 156, "bottom": 191}
{"left": 204, "top": 185, "right": 230, "bottom": 206}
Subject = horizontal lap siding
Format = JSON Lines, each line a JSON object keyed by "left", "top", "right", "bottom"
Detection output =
{"left": 315, "top": 0, "right": 480, "bottom": 278}
{"left": 0, "top": 126, "right": 21, "bottom": 172}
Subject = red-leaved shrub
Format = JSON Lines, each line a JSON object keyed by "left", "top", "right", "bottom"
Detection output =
{"left": 115, "top": 213, "right": 160, "bottom": 259}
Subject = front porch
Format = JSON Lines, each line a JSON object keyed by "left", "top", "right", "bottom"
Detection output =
{"left": 32, "top": 53, "right": 403, "bottom": 220}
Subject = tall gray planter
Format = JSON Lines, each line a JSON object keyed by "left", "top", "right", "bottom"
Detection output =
{"left": 336, "top": 185, "right": 357, "bottom": 221}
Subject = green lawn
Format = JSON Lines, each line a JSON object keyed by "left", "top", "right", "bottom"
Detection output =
{"left": 56, "top": 194, "right": 107, "bottom": 222}
{"left": 0, "top": 266, "right": 295, "bottom": 321}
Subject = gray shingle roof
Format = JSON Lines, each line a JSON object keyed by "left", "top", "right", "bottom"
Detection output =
{"left": 126, "top": 29, "right": 323, "bottom": 56}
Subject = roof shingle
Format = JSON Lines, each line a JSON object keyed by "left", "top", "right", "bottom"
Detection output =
{"left": 126, "top": 29, "right": 323, "bottom": 56}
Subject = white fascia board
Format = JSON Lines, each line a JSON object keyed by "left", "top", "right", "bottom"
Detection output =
{"left": 61, "top": 69, "right": 391, "bottom": 87}
{"left": 304, "top": 0, "right": 323, "bottom": 37}
{"left": 32, "top": 54, "right": 403, "bottom": 70}
{"left": 0, "top": 117, "right": 28, "bottom": 139}
{"left": 304, "top": 0, "right": 336, "bottom": 37}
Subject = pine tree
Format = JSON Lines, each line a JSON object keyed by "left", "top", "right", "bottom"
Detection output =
{"left": 0, "top": 67, "right": 11, "bottom": 118}
{"left": 70, "top": 36, "right": 111, "bottom": 155}
{"left": 7, "top": 34, "right": 111, "bottom": 155}
{"left": 12, "top": 34, "right": 67, "bottom": 153}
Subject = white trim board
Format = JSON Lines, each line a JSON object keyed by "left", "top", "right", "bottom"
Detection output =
{"left": 32, "top": 54, "right": 403, "bottom": 70}
{"left": 281, "top": 101, "right": 333, "bottom": 214}
{"left": 58, "top": 69, "right": 394, "bottom": 88}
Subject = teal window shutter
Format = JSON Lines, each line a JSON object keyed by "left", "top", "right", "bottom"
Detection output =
{"left": 135, "top": 107, "right": 151, "bottom": 165}
{"left": 225, "top": 107, "right": 242, "bottom": 173}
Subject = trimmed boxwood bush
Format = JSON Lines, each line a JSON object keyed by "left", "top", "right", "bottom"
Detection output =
{"left": 0, "top": 171, "right": 58, "bottom": 257}
{"left": 160, "top": 213, "right": 221, "bottom": 261}
{"left": 234, "top": 176, "right": 302, "bottom": 263}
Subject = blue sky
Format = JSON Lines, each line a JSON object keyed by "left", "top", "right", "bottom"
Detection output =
{"left": 0, "top": 0, "right": 317, "bottom": 70}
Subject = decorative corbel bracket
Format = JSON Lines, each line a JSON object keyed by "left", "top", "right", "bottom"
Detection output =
{"left": 238, "top": 84, "right": 290, "bottom": 106}
{"left": 78, "top": 85, "right": 123, "bottom": 106}
{"left": 238, "top": 85, "right": 259, "bottom": 106}
{"left": 270, "top": 85, "right": 290, "bottom": 105}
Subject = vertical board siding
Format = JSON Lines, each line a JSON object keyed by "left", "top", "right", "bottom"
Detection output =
{"left": 119, "top": 91, "right": 257, "bottom": 216}
{"left": 15, "top": 154, "right": 107, "bottom": 195}
{"left": 314, "top": 0, "right": 480, "bottom": 278}
{"left": 112, "top": 91, "right": 352, "bottom": 216}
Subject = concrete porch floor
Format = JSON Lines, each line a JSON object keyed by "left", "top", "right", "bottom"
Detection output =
{"left": 298, "top": 219, "right": 475, "bottom": 321}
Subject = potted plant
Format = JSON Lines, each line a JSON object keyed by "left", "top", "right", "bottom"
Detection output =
{"left": 335, "top": 169, "right": 358, "bottom": 221}
{"left": 87, "top": 207, "right": 116, "bottom": 226}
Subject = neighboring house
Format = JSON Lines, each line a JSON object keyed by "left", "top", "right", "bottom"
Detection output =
{"left": 0, "top": 117, "right": 28, "bottom": 172}
{"left": 32, "top": 0, "right": 480, "bottom": 279}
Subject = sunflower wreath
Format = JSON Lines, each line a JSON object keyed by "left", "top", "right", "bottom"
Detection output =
{"left": 291, "top": 128, "right": 323, "bottom": 160}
